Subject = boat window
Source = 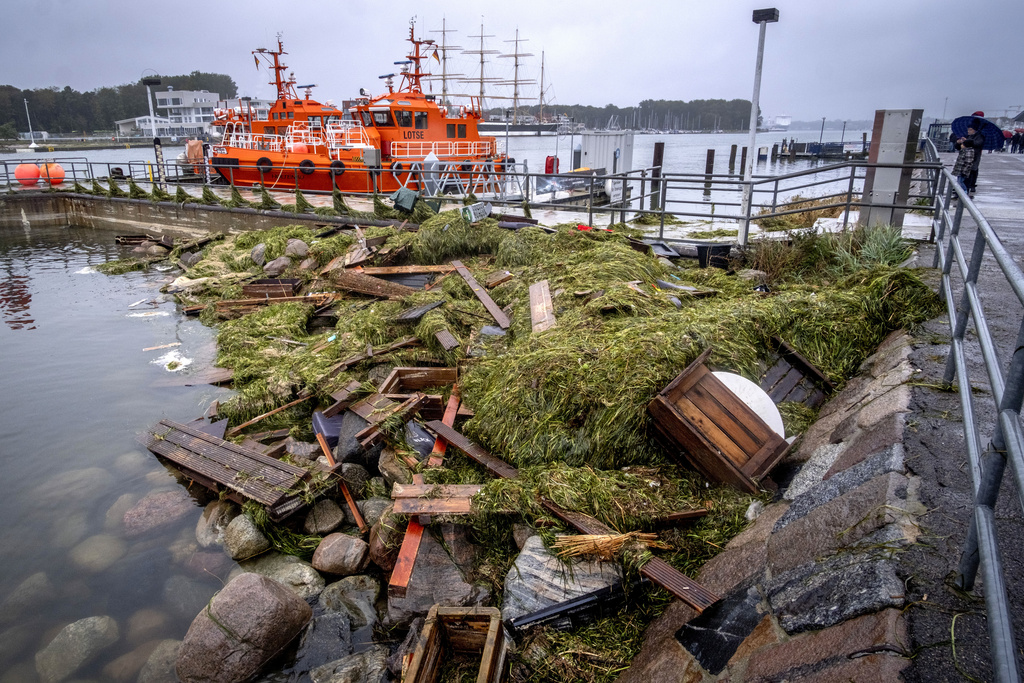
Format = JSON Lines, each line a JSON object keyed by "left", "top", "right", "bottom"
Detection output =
{"left": 395, "top": 110, "right": 412, "bottom": 127}
{"left": 308, "top": 116, "right": 322, "bottom": 128}
{"left": 415, "top": 112, "right": 428, "bottom": 129}
{"left": 447, "top": 124, "right": 456, "bottom": 138}
{"left": 288, "top": 112, "right": 294, "bottom": 119}
{"left": 458, "top": 124, "right": 467, "bottom": 138}
{"left": 372, "top": 111, "right": 394, "bottom": 127}
{"left": 271, "top": 112, "right": 278, "bottom": 120}
{"left": 294, "top": 101, "right": 302, "bottom": 106}
{"left": 326, "top": 115, "right": 341, "bottom": 125}
{"left": 361, "top": 111, "right": 373, "bottom": 126}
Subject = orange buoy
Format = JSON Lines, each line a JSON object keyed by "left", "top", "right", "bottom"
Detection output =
{"left": 14, "top": 163, "right": 40, "bottom": 186}
{"left": 288, "top": 142, "right": 308, "bottom": 154}
{"left": 39, "top": 163, "right": 65, "bottom": 185}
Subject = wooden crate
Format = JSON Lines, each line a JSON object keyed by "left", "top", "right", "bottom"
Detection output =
{"left": 241, "top": 278, "right": 301, "bottom": 298}
{"left": 404, "top": 606, "right": 509, "bottom": 683}
{"left": 760, "top": 337, "right": 835, "bottom": 409}
{"left": 648, "top": 348, "right": 790, "bottom": 494}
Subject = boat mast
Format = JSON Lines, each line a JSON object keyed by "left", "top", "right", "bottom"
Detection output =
{"left": 398, "top": 18, "right": 431, "bottom": 94}
{"left": 465, "top": 22, "right": 496, "bottom": 113}
{"left": 429, "top": 18, "right": 461, "bottom": 106}
{"left": 254, "top": 35, "right": 296, "bottom": 101}
{"left": 500, "top": 29, "right": 533, "bottom": 124}
{"left": 539, "top": 51, "right": 545, "bottom": 123}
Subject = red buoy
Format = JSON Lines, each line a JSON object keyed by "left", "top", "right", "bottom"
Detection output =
{"left": 39, "top": 163, "right": 65, "bottom": 185}
{"left": 288, "top": 143, "right": 308, "bottom": 154}
{"left": 14, "top": 164, "right": 40, "bottom": 186}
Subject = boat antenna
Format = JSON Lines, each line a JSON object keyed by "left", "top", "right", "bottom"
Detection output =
{"left": 397, "top": 16, "right": 433, "bottom": 94}
{"left": 254, "top": 33, "right": 297, "bottom": 101}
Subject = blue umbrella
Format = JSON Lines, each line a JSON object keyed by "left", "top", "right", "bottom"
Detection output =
{"left": 952, "top": 115, "right": 1004, "bottom": 150}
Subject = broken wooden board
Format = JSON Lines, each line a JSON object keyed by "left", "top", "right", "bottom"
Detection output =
{"left": 349, "top": 393, "right": 399, "bottom": 424}
{"left": 529, "top": 280, "right": 557, "bottom": 333}
{"left": 404, "top": 606, "right": 509, "bottom": 683}
{"left": 378, "top": 367, "right": 458, "bottom": 394}
{"left": 140, "top": 420, "right": 317, "bottom": 522}
{"left": 423, "top": 421, "right": 520, "bottom": 480}
{"left": 395, "top": 300, "right": 445, "bottom": 323}
{"left": 152, "top": 367, "right": 234, "bottom": 388}
{"left": 329, "top": 269, "right": 417, "bottom": 299}
{"left": 760, "top": 337, "right": 835, "bottom": 409}
{"left": 647, "top": 347, "right": 790, "bottom": 494}
{"left": 226, "top": 395, "right": 312, "bottom": 438}
{"left": 353, "top": 393, "right": 429, "bottom": 449}
{"left": 326, "top": 336, "right": 420, "bottom": 378}
{"left": 322, "top": 379, "right": 365, "bottom": 418}
{"left": 241, "top": 278, "right": 301, "bottom": 298}
{"left": 390, "top": 483, "right": 483, "bottom": 515}
{"left": 435, "top": 329, "right": 460, "bottom": 352}
{"left": 450, "top": 260, "right": 510, "bottom": 329}
{"left": 214, "top": 294, "right": 335, "bottom": 312}
{"left": 485, "top": 270, "right": 514, "bottom": 289}
{"left": 540, "top": 501, "right": 720, "bottom": 613}
{"left": 357, "top": 265, "right": 455, "bottom": 276}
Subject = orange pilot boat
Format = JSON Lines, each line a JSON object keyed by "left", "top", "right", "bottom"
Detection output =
{"left": 209, "top": 24, "right": 509, "bottom": 195}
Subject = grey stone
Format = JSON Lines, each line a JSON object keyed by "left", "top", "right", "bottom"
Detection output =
{"left": 304, "top": 499, "right": 346, "bottom": 536}
{"left": 70, "top": 534, "right": 127, "bottom": 572}
{"left": 784, "top": 443, "right": 848, "bottom": 501}
{"left": 126, "top": 608, "right": 172, "bottom": 647}
{"left": 378, "top": 448, "right": 413, "bottom": 487}
{"left": 52, "top": 510, "right": 89, "bottom": 548}
{"left": 368, "top": 505, "right": 403, "bottom": 572}
{"left": 737, "top": 269, "right": 768, "bottom": 282}
{"left": 341, "top": 463, "right": 370, "bottom": 499}
{"left": 355, "top": 497, "right": 391, "bottom": 528}
{"left": 224, "top": 513, "right": 272, "bottom": 560}
{"left": 309, "top": 645, "right": 389, "bottom": 683}
{"left": 501, "top": 535, "right": 621, "bottom": 622}
{"left": 285, "top": 436, "right": 321, "bottom": 460}
{"left": 766, "top": 552, "right": 906, "bottom": 634}
{"left": 235, "top": 552, "right": 326, "bottom": 600}
{"left": 321, "top": 575, "right": 380, "bottom": 629}
{"left": 675, "top": 584, "right": 765, "bottom": 675}
{"left": 0, "top": 572, "right": 53, "bottom": 624}
{"left": 744, "top": 500, "right": 765, "bottom": 522}
{"left": 293, "top": 612, "right": 353, "bottom": 675}
{"left": 263, "top": 256, "right": 291, "bottom": 277}
{"left": 250, "top": 243, "right": 267, "bottom": 266}
{"left": 311, "top": 533, "right": 370, "bottom": 576}
{"left": 163, "top": 575, "right": 217, "bottom": 621}
{"left": 34, "top": 615, "right": 119, "bottom": 683}
{"left": 33, "top": 467, "right": 114, "bottom": 506}
{"left": 123, "top": 489, "right": 196, "bottom": 538}
{"left": 176, "top": 573, "right": 312, "bottom": 682}
{"left": 480, "top": 325, "right": 506, "bottom": 337}
{"left": 180, "top": 251, "right": 203, "bottom": 268}
{"left": 195, "top": 500, "right": 238, "bottom": 548}
{"left": 774, "top": 444, "right": 906, "bottom": 532}
{"left": 387, "top": 616, "right": 424, "bottom": 676}
{"left": 104, "top": 493, "right": 140, "bottom": 532}
{"left": 388, "top": 531, "right": 490, "bottom": 627}
{"left": 285, "top": 238, "right": 309, "bottom": 258}
{"left": 146, "top": 244, "right": 169, "bottom": 256}
{"left": 512, "top": 523, "right": 534, "bottom": 550}
{"left": 299, "top": 257, "right": 318, "bottom": 271}
{"left": 137, "top": 639, "right": 181, "bottom": 683}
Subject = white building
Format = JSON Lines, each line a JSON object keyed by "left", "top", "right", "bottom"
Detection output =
{"left": 114, "top": 115, "right": 172, "bottom": 138}
{"left": 154, "top": 87, "right": 220, "bottom": 136}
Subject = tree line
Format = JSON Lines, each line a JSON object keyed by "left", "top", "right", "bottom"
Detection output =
{"left": 492, "top": 98, "right": 757, "bottom": 131}
{"left": 0, "top": 72, "right": 237, "bottom": 138}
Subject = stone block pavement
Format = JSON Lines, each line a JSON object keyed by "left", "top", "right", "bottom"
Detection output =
{"left": 617, "top": 331, "right": 924, "bottom": 682}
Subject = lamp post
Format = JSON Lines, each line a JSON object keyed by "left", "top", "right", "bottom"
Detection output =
{"left": 142, "top": 75, "right": 161, "bottom": 140}
{"left": 739, "top": 8, "right": 779, "bottom": 247}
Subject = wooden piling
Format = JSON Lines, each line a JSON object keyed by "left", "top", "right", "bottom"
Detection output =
{"left": 740, "top": 147, "right": 748, "bottom": 174}
{"left": 728, "top": 144, "right": 737, "bottom": 171}
{"left": 704, "top": 149, "right": 715, "bottom": 195}
{"left": 651, "top": 142, "right": 665, "bottom": 211}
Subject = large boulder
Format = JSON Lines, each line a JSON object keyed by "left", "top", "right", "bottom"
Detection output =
{"left": 123, "top": 489, "right": 196, "bottom": 538}
{"left": 0, "top": 572, "right": 54, "bottom": 625}
{"left": 223, "top": 513, "right": 271, "bottom": 560}
{"left": 292, "top": 612, "right": 353, "bottom": 676}
{"left": 387, "top": 531, "right": 490, "bottom": 628}
{"left": 175, "top": 573, "right": 312, "bottom": 682}
{"left": 312, "top": 533, "right": 370, "bottom": 576}
{"left": 250, "top": 243, "right": 267, "bottom": 266}
{"left": 137, "top": 639, "right": 181, "bottom": 683}
{"left": 263, "top": 256, "right": 291, "bottom": 277}
{"left": 356, "top": 497, "right": 391, "bottom": 528}
{"left": 368, "top": 505, "right": 404, "bottom": 572}
{"left": 34, "top": 615, "right": 119, "bottom": 683}
{"left": 285, "top": 238, "right": 309, "bottom": 258}
{"left": 378, "top": 448, "right": 413, "bottom": 487}
{"left": 195, "top": 500, "right": 238, "bottom": 548}
{"left": 501, "top": 535, "right": 621, "bottom": 622}
{"left": 234, "top": 552, "right": 326, "bottom": 600}
{"left": 309, "top": 645, "right": 389, "bottom": 683}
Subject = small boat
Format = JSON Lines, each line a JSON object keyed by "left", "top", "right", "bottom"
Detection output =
{"left": 209, "top": 24, "right": 509, "bottom": 195}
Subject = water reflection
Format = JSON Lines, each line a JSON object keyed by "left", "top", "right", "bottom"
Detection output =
{"left": 0, "top": 273, "right": 34, "bottom": 330}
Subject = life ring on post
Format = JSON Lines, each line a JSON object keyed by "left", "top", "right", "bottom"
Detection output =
{"left": 299, "top": 160, "right": 315, "bottom": 175}
{"left": 256, "top": 157, "right": 273, "bottom": 174}
{"left": 329, "top": 160, "right": 346, "bottom": 176}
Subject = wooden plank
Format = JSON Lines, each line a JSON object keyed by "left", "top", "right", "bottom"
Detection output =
{"left": 326, "top": 336, "right": 420, "bottom": 378}
{"left": 529, "top": 280, "right": 557, "bottom": 333}
{"left": 776, "top": 338, "right": 835, "bottom": 391}
{"left": 152, "top": 367, "right": 233, "bottom": 388}
{"left": 377, "top": 367, "right": 458, "bottom": 393}
{"left": 357, "top": 265, "right": 454, "bottom": 275}
{"left": 653, "top": 509, "right": 711, "bottom": 527}
{"left": 768, "top": 367, "right": 803, "bottom": 403}
{"left": 424, "top": 421, "right": 520, "bottom": 480}
{"left": 248, "top": 428, "right": 292, "bottom": 443}
{"left": 214, "top": 294, "right": 334, "bottom": 310}
{"left": 672, "top": 395, "right": 750, "bottom": 468}
{"left": 450, "top": 260, "right": 511, "bottom": 329}
{"left": 349, "top": 393, "right": 398, "bottom": 424}
{"left": 226, "top": 395, "right": 312, "bottom": 438}
{"left": 392, "top": 498, "right": 476, "bottom": 515}
{"left": 427, "top": 392, "right": 461, "bottom": 467}
{"left": 395, "top": 300, "right": 445, "bottom": 323}
{"left": 659, "top": 347, "right": 714, "bottom": 400}
{"left": 392, "top": 484, "right": 483, "bottom": 499}
{"left": 322, "top": 380, "right": 365, "bottom": 418}
{"left": 485, "top": 270, "right": 514, "bottom": 288}
{"left": 354, "top": 394, "right": 429, "bottom": 449}
{"left": 760, "top": 357, "right": 792, "bottom": 393}
{"left": 329, "top": 269, "right": 416, "bottom": 299}
{"left": 434, "top": 329, "right": 459, "bottom": 351}
{"left": 691, "top": 373, "right": 776, "bottom": 449}
{"left": 314, "top": 431, "right": 368, "bottom": 533}
{"left": 388, "top": 520, "right": 424, "bottom": 599}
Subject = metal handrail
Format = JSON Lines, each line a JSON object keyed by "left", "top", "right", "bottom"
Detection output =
{"left": 924, "top": 136, "right": 1023, "bottom": 682}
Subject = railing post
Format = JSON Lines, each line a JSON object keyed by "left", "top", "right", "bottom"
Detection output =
{"left": 639, "top": 170, "right": 647, "bottom": 216}
{"left": 588, "top": 173, "right": 595, "bottom": 227}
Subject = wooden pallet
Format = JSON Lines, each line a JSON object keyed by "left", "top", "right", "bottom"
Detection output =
{"left": 140, "top": 419, "right": 323, "bottom": 521}
{"left": 241, "top": 278, "right": 301, "bottom": 298}
{"left": 404, "top": 606, "right": 509, "bottom": 683}
{"left": 648, "top": 348, "right": 790, "bottom": 494}
{"left": 760, "top": 337, "right": 835, "bottom": 409}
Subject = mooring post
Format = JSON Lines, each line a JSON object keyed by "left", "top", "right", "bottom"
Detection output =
{"left": 771, "top": 144, "right": 778, "bottom": 161}
{"left": 704, "top": 149, "right": 715, "bottom": 197}
{"left": 651, "top": 142, "right": 664, "bottom": 211}
{"left": 729, "top": 144, "right": 738, "bottom": 172}
{"left": 740, "top": 147, "right": 748, "bottom": 175}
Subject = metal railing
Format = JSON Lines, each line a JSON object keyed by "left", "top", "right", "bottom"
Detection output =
{"left": 924, "top": 136, "right": 1023, "bottom": 682}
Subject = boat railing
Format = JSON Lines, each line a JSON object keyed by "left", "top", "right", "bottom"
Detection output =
{"left": 325, "top": 122, "right": 373, "bottom": 149}
{"left": 223, "top": 131, "right": 287, "bottom": 153}
{"left": 390, "top": 140, "right": 496, "bottom": 159}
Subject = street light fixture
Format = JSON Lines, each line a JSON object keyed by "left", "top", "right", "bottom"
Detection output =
{"left": 142, "top": 75, "right": 162, "bottom": 140}
{"left": 739, "top": 8, "right": 779, "bottom": 247}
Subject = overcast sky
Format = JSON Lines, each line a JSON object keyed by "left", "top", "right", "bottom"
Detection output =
{"left": 4, "top": 0, "right": 1022, "bottom": 123}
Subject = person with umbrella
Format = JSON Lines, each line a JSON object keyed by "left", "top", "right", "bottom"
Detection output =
{"left": 954, "top": 114, "right": 988, "bottom": 198}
